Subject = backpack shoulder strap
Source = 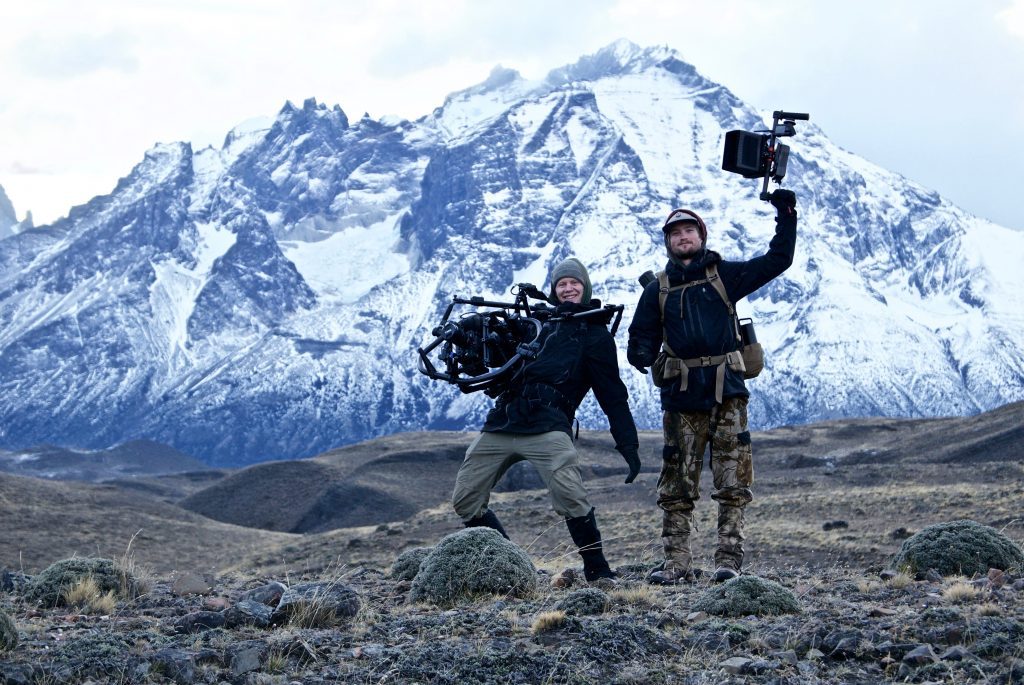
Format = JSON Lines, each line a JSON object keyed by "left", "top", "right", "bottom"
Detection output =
{"left": 656, "top": 270, "right": 669, "bottom": 320}
{"left": 704, "top": 263, "right": 734, "bottom": 316}
{"left": 654, "top": 270, "right": 679, "bottom": 358}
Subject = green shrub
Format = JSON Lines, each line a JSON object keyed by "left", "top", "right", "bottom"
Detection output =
{"left": 691, "top": 575, "right": 800, "bottom": 617}
{"left": 555, "top": 587, "right": 609, "bottom": 616}
{"left": 391, "top": 547, "right": 433, "bottom": 581}
{"left": 892, "top": 519, "right": 1024, "bottom": 577}
{"left": 24, "top": 557, "right": 140, "bottom": 607}
{"left": 0, "top": 610, "right": 16, "bottom": 651}
{"left": 409, "top": 528, "right": 536, "bottom": 607}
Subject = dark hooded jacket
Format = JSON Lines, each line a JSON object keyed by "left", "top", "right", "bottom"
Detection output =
{"left": 482, "top": 301, "right": 639, "bottom": 459}
{"left": 628, "top": 212, "right": 796, "bottom": 412}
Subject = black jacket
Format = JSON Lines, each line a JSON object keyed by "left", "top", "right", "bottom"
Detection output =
{"left": 482, "top": 302, "right": 639, "bottom": 458}
{"left": 628, "top": 213, "right": 797, "bottom": 412}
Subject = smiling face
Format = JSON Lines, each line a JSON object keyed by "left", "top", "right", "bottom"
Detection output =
{"left": 554, "top": 277, "right": 584, "bottom": 304}
{"left": 667, "top": 222, "right": 703, "bottom": 262}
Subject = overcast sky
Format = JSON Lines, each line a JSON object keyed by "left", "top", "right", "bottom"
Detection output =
{"left": 2, "top": 0, "right": 1023, "bottom": 230}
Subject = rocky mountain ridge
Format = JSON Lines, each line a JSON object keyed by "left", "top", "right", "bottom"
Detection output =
{"left": 1, "top": 40, "right": 1022, "bottom": 465}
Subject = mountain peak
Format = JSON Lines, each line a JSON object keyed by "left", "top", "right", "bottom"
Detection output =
{"left": 543, "top": 39, "right": 680, "bottom": 85}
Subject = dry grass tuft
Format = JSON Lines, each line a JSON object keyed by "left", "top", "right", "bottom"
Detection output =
{"left": 531, "top": 610, "right": 567, "bottom": 634}
{"left": 856, "top": 578, "right": 881, "bottom": 593}
{"left": 941, "top": 581, "right": 982, "bottom": 604}
{"left": 62, "top": 576, "right": 117, "bottom": 615}
{"left": 608, "top": 585, "right": 661, "bottom": 609}
{"left": 884, "top": 571, "right": 913, "bottom": 589}
{"left": 975, "top": 602, "right": 1002, "bottom": 616}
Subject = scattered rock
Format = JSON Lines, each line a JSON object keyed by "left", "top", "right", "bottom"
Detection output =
{"left": 902, "top": 644, "right": 938, "bottom": 666}
{"left": 223, "top": 599, "right": 273, "bottom": 628}
{"left": 892, "top": 519, "right": 1024, "bottom": 577}
{"left": 274, "top": 581, "right": 361, "bottom": 626}
{"left": 691, "top": 575, "right": 801, "bottom": 617}
{"left": 240, "top": 580, "right": 287, "bottom": 606}
{"left": 171, "top": 571, "right": 213, "bottom": 596}
{"left": 720, "top": 656, "right": 751, "bottom": 674}
{"left": 173, "top": 610, "right": 226, "bottom": 634}
{"left": 869, "top": 606, "right": 897, "bottom": 617}
{"left": 202, "top": 596, "right": 230, "bottom": 611}
{"left": 149, "top": 648, "right": 196, "bottom": 685}
{"left": 550, "top": 568, "right": 580, "bottom": 588}
{"left": 987, "top": 568, "right": 1007, "bottom": 588}
{"left": 409, "top": 528, "right": 536, "bottom": 606}
{"left": 939, "top": 645, "right": 972, "bottom": 661}
{"left": 0, "top": 663, "right": 36, "bottom": 685}
{"left": 1, "top": 569, "right": 29, "bottom": 593}
{"left": 390, "top": 547, "right": 432, "bottom": 581}
{"left": 226, "top": 639, "right": 268, "bottom": 676}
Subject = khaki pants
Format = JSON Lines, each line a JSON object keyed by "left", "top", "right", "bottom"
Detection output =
{"left": 452, "top": 431, "right": 591, "bottom": 521}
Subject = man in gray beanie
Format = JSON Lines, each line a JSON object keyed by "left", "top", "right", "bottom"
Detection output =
{"left": 451, "top": 257, "right": 641, "bottom": 584}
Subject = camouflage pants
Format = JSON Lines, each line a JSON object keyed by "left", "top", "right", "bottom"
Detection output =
{"left": 658, "top": 397, "right": 753, "bottom": 571}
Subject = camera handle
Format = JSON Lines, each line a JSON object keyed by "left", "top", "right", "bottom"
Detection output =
{"left": 759, "top": 110, "right": 809, "bottom": 201}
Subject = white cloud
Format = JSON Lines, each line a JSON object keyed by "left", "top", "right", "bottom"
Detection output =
{"left": 17, "top": 30, "right": 139, "bottom": 79}
{"left": 0, "top": 0, "right": 1021, "bottom": 230}
{"left": 999, "top": 0, "right": 1024, "bottom": 38}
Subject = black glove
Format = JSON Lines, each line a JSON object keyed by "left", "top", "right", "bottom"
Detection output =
{"left": 627, "top": 339, "right": 654, "bottom": 375}
{"left": 620, "top": 447, "right": 641, "bottom": 484}
{"left": 769, "top": 189, "right": 796, "bottom": 216}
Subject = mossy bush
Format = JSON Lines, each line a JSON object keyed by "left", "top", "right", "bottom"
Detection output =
{"left": 892, "top": 519, "right": 1024, "bottom": 577}
{"left": 691, "top": 575, "right": 800, "bottom": 617}
{"left": 24, "top": 557, "right": 140, "bottom": 608}
{"left": 409, "top": 528, "right": 536, "bottom": 607}
{"left": 0, "top": 610, "right": 16, "bottom": 651}
{"left": 555, "top": 587, "right": 609, "bottom": 616}
{"left": 391, "top": 547, "right": 432, "bottom": 581}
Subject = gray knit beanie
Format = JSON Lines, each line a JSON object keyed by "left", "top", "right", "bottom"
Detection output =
{"left": 548, "top": 257, "right": 592, "bottom": 305}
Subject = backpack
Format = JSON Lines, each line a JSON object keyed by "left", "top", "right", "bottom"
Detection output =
{"left": 650, "top": 263, "right": 764, "bottom": 401}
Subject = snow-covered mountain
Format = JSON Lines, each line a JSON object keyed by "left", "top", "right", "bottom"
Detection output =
{"left": 2, "top": 40, "right": 1022, "bottom": 466}
{"left": 0, "top": 185, "right": 32, "bottom": 241}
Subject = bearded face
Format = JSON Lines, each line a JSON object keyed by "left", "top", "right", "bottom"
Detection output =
{"left": 667, "top": 222, "right": 703, "bottom": 260}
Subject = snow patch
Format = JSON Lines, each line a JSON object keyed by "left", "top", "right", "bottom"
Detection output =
{"left": 281, "top": 214, "right": 410, "bottom": 303}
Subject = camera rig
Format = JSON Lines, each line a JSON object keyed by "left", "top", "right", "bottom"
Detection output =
{"left": 722, "top": 110, "right": 810, "bottom": 200}
{"left": 417, "top": 283, "right": 624, "bottom": 395}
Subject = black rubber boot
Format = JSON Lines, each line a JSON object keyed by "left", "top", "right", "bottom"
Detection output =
{"left": 565, "top": 508, "right": 615, "bottom": 582}
{"left": 464, "top": 510, "right": 510, "bottom": 540}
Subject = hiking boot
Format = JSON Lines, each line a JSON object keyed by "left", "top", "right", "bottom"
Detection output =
{"left": 713, "top": 566, "right": 740, "bottom": 583}
{"left": 565, "top": 508, "right": 616, "bottom": 582}
{"left": 647, "top": 567, "right": 696, "bottom": 585}
{"left": 464, "top": 510, "right": 510, "bottom": 539}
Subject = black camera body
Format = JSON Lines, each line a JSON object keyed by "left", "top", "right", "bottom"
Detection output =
{"left": 722, "top": 110, "right": 809, "bottom": 200}
{"left": 418, "top": 284, "right": 624, "bottom": 396}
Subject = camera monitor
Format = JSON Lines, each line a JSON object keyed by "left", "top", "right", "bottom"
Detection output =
{"left": 722, "top": 130, "right": 768, "bottom": 178}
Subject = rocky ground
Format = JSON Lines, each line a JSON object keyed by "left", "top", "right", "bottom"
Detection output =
{"left": 1, "top": 405, "right": 1022, "bottom": 683}
{"left": 1, "top": 553, "right": 1023, "bottom": 684}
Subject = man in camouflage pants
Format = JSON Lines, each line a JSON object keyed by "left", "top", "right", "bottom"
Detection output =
{"left": 627, "top": 192, "right": 797, "bottom": 583}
